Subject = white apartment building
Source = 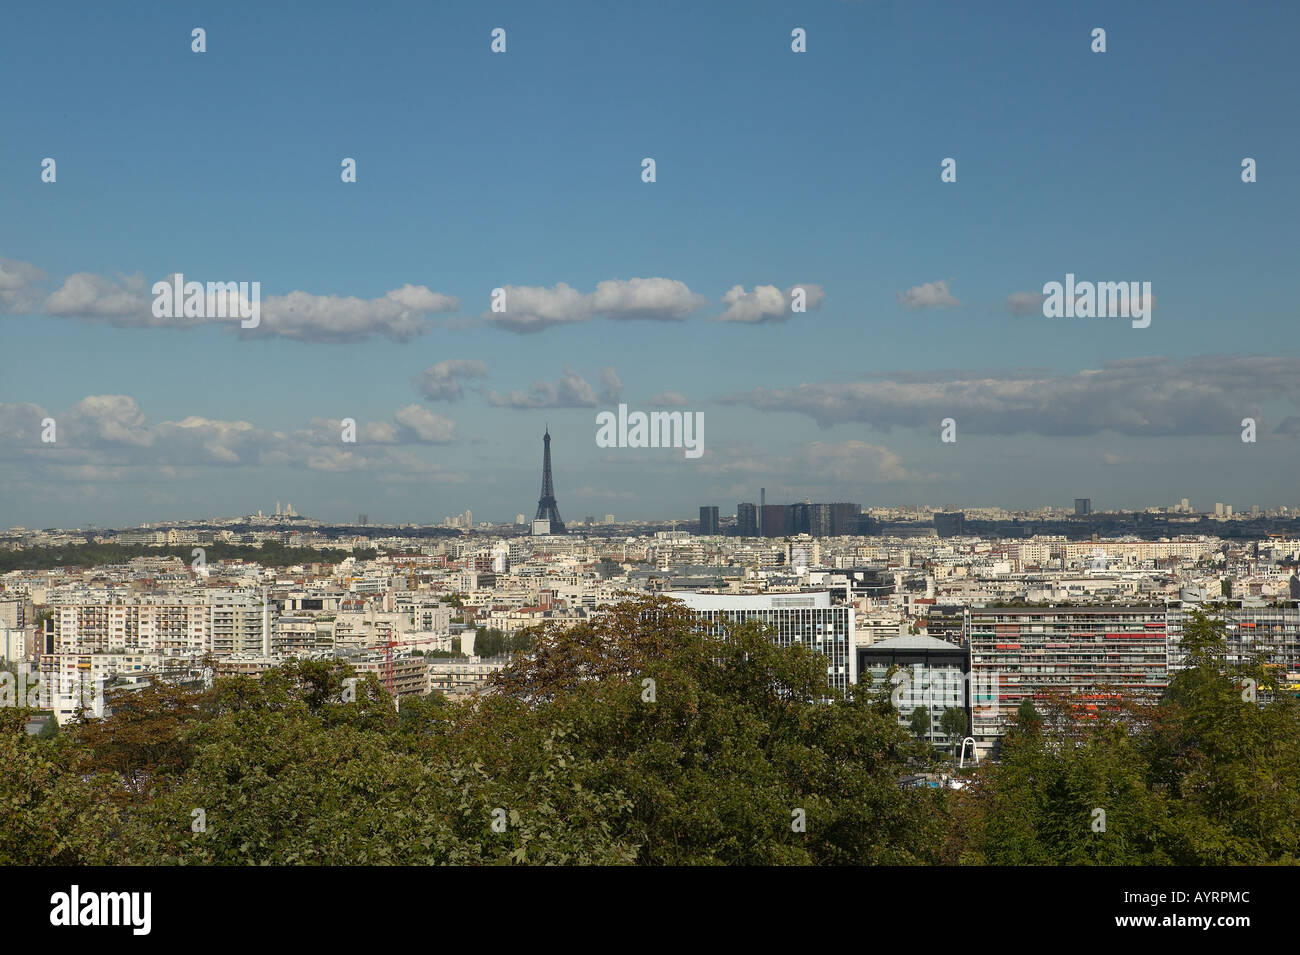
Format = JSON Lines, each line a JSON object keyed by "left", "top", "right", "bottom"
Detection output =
{"left": 669, "top": 591, "right": 857, "bottom": 692}
{"left": 53, "top": 601, "right": 209, "bottom": 656}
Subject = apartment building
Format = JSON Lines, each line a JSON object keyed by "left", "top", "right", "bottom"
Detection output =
{"left": 428, "top": 658, "right": 507, "bottom": 699}
{"left": 350, "top": 654, "right": 430, "bottom": 698}
{"left": 53, "top": 601, "right": 209, "bottom": 656}
{"left": 1165, "top": 598, "right": 1300, "bottom": 689}
{"left": 208, "top": 592, "right": 270, "bottom": 656}
{"left": 966, "top": 606, "right": 1168, "bottom": 754}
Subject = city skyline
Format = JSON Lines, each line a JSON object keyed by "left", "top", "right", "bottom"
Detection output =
{"left": 3, "top": 2, "right": 1299, "bottom": 528}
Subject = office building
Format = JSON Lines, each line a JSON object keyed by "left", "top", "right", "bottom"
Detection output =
{"left": 933, "top": 511, "right": 966, "bottom": 537}
{"left": 736, "top": 502, "right": 758, "bottom": 537}
{"left": 670, "top": 591, "right": 855, "bottom": 692}
{"left": 858, "top": 634, "right": 969, "bottom": 747}
{"left": 761, "top": 504, "right": 788, "bottom": 538}
{"left": 698, "top": 506, "right": 720, "bottom": 536}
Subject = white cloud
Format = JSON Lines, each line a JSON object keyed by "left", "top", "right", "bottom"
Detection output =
{"left": 897, "top": 279, "right": 960, "bottom": 310}
{"left": 720, "top": 355, "right": 1300, "bottom": 437}
{"left": 717, "top": 283, "right": 825, "bottom": 324}
{"left": 1006, "top": 290, "right": 1045, "bottom": 315}
{"left": 251, "top": 285, "right": 459, "bottom": 343}
{"left": 484, "top": 278, "right": 705, "bottom": 333}
{"left": 37, "top": 262, "right": 459, "bottom": 342}
{"left": 414, "top": 359, "right": 489, "bottom": 401}
{"left": 392, "top": 404, "right": 456, "bottom": 443}
{"left": 804, "top": 440, "right": 917, "bottom": 482}
{"left": 45, "top": 272, "right": 150, "bottom": 318}
{"left": 0, "top": 257, "right": 47, "bottom": 313}
{"left": 598, "top": 367, "right": 622, "bottom": 403}
{"left": 589, "top": 277, "right": 705, "bottom": 322}
{"left": 649, "top": 391, "right": 690, "bottom": 407}
{"left": 0, "top": 396, "right": 462, "bottom": 479}
{"left": 487, "top": 365, "right": 620, "bottom": 408}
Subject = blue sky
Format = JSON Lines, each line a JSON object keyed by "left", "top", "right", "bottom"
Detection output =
{"left": 2, "top": 0, "right": 1298, "bottom": 528}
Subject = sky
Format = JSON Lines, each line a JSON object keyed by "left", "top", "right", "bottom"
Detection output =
{"left": 2, "top": 0, "right": 1298, "bottom": 528}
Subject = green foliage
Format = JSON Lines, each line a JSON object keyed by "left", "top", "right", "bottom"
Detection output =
{"left": 1015, "top": 698, "right": 1043, "bottom": 734}
{"left": 473, "top": 627, "right": 534, "bottom": 659}
{"left": 908, "top": 706, "right": 931, "bottom": 739}
{"left": 3, "top": 596, "right": 944, "bottom": 866}
{"left": 10, "top": 601, "right": 1298, "bottom": 867}
{"left": 948, "top": 609, "right": 1300, "bottom": 865}
{"left": 939, "top": 707, "right": 967, "bottom": 745}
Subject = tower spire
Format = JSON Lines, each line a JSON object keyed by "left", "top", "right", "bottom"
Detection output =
{"left": 535, "top": 426, "right": 565, "bottom": 533}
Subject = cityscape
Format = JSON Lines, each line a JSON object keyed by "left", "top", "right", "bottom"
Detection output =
{"left": 6, "top": 426, "right": 1300, "bottom": 755}
{"left": 2, "top": 0, "right": 1297, "bottom": 924}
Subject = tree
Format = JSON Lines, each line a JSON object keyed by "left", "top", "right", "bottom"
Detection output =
{"left": 939, "top": 707, "right": 967, "bottom": 749}
{"left": 1015, "top": 698, "right": 1042, "bottom": 735}
{"left": 909, "top": 706, "right": 932, "bottom": 740}
{"left": 487, "top": 595, "right": 946, "bottom": 864}
{"left": 9, "top": 597, "right": 945, "bottom": 865}
{"left": 945, "top": 608, "right": 1300, "bottom": 866}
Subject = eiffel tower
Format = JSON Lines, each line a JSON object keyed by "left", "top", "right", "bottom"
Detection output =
{"left": 534, "top": 425, "right": 565, "bottom": 533}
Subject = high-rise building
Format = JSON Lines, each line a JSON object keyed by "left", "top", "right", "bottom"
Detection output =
{"left": 533, "top": 426, "right": 565, "bottom": 534}
{"left": 933, "top": 511, "right": 966, "bottom": 537}
{"left": 736, "top": 503, "right": 758, "bottom": 537}
{"left": 670, "top": 591, "right": 856, "bottom": 692}
{"left": 966, "top": 605, "right": 1167, "bottom": 755}
{"left": 698, "top": 506, "right": 720, "bottom": 535}
{"left": 209, "top": 592, "right": 271, "bottom": 657}
{"left": 789, "top": 502, "right": 811, "bottom": 535}
{"left": 1165, "top": 599, "right": 1300, "bottom": 684}
{"left": 1074, "top": 498, "right": 1092, "bottom": 516}
{"left": 760, "top": 504, "right": 788, "bottom": 538}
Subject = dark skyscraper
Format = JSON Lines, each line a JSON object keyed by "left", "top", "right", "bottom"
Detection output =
{"left": 699, "top": 506, "right": 720, "bottom": 535}
{"left": 1074, "top": 498, "right": 1092, "bottom": 516}
{"left": 789, "top": 502, "right": 811, "bottom": 535}
{"left": 761, "top": 504, "right": 788, "bottom": 538}
{"left": 933, "top": 511, "right": 966, "bottom": 537}
{"left": 737, "top": 502, "right": 758, "bottom": 537}
{"left": 534, "top": 426, "right": 566, "bottom": 533}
